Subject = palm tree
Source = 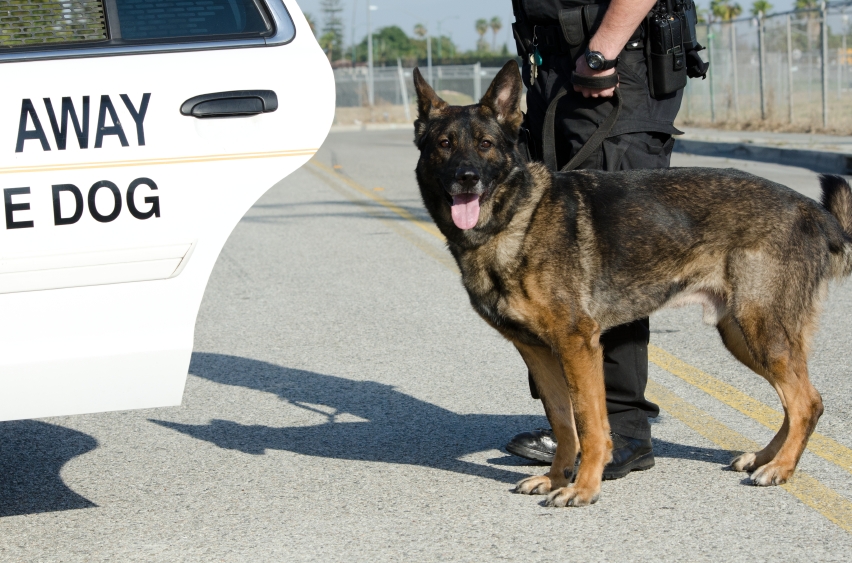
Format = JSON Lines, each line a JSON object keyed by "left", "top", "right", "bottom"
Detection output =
{"left": 710, "top": 0, "right": 742, "bottom": 21}
{"left": 414, "top": 23, "right": 427, "bottom": 39}
{"left": 795, "top": 0, "right": 820, "bottom": 51}
{"left": 750, "top": 0, "right": 773, "bottom": 16}
{"left": 475, "top": 18, "right": 489, "bottom": 52}
{"left": 489, "top": 17, "right": 502, "bottom": 52}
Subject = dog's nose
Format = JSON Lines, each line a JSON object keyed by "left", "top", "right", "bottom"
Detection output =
{"left": 455, "top": 166, "right": 480, "bottom": 189}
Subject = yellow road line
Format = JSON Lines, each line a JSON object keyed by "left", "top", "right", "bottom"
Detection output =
{"left": 304, "top": 166, "right": 458, "bottom": 273}
{"left": 646, "top": 379, "right": 852, "bottom": 533}
{"left": 0, "top": 149, "right": 318, "bottom": 175}
{"left": 315, "top": 154, "right": 852, "bottom": 516}
{"left": 649, "top": 345, "right": 852, "bottom": 477}
{"left": 309, "top": 160, "right": 445, "bottom": 241}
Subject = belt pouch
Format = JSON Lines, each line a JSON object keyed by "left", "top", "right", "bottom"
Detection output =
{"left": 646, "top": 13, "right": 687, "bottom": 98}
{"left": 558, "top": 7, "right": 585, "bottom": 61}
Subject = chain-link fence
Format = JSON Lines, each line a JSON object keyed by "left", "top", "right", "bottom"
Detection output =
{"left": 683, "top": 5, "right": 852, "bottom": 132}
{"left": 333, "top": 5, "right": 852, "bottom": 133}
{"left": 333, "top": 63, "right": 505, "bottom": 126}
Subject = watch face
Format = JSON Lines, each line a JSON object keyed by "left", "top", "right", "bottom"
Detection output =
{"left": 587, "top": 51, "right": 605, "bottom": 70}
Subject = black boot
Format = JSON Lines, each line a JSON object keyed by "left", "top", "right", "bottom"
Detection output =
{"left": 506, "top": 429, "right": 654, "bottom": 480}
{"left": 504, "top": 428, "right": 556, "bottom": 464}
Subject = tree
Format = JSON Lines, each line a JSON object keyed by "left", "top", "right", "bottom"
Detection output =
{"left": 320, "top": 0, "right": 344, "bottom": 60}
{"left": 794, "top": 0, "right": 820, "bottom": 52}
{"left": 413, "top": 35, "right": 456, "bottom": 61}
{"left": 795, "top": 0, "right": 818, "bottom": 9}
{"left": 355, "top": 26, "right": 414, "bottom": 64}
{"left": 710, "top": 0, "right": 742, "bottom": 21}
{"left": 319, "top": 31, "right": 339, "bottom": 61}
{"left": 304, "top": 13, "right": 317, "bottom": 37}
{"left": 489, "top": 17, "right": 502, "bottom": 52}
{"left": 750, "top": 0, "right": 772, "bottom": 16}
{"left": 414, "top": 23, "right": 427, "bottom": 39}
{"left": 475, "top": 18, "right": 489, "bottom": 52}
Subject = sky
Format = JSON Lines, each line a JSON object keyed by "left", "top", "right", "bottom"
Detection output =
{"left": 291, "top": 0, "right": 799, "bottom": 53}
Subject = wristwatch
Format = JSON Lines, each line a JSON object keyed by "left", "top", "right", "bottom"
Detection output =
{"left": 584, "top": 48, "right": 619, "bottom": 71}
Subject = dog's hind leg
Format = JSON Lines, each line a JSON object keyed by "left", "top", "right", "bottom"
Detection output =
{"left": 717, "top": 311, "right": 824, "bottom": 486}
{"left": 513, "top": 342, "right": 579, "bottom": 496}
{"left": 717, "top": 314, "right": 791, "bottom": 472}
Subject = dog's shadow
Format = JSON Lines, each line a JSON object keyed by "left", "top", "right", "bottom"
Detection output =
{"left": 0, "top": 421, "right": 98, "bottom": 517}
{"left": 152, "top": 353, "right": 734, "bottom": 484}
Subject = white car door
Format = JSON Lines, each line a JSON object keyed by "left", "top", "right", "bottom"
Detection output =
{"left": 0, "top": 0, "right": 334, "bottom": 420}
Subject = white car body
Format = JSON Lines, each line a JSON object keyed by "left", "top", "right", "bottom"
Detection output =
{"left": 0, "top": 0, "right": 334, "bottom": 421}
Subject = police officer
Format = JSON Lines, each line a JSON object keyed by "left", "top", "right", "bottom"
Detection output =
{"left": 506, "top": 0, "right": 706, "bottom": 478}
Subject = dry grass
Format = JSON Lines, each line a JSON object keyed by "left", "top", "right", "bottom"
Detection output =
{"left": 333, "top": 90, "right": 480, "bottom": 126}
{"left": 334, "top": 104, "right": 416, "bottom": 126}
{"left": 333, "top": 92, "right": 851, "bottom": 137}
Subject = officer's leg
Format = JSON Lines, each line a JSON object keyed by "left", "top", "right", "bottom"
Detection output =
{"left": 601, "top": 318, "right": 658, "bottom": 441}
{"left": 600, "top": 131, "right": 673, "bottom": 441}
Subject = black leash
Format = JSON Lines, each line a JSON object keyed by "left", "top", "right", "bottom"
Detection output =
{"left": 542, "top": 72, "right": 622, "bottom": 172}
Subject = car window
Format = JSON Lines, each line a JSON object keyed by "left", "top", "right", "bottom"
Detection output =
{"left": 0, "top": 0, "right": 273, "bottom": 51}
{"left": 112, "top": 0, "right": 271, "bottom": 40}
{"left": 0, "top": 1, "right": 108, "bottom": 48}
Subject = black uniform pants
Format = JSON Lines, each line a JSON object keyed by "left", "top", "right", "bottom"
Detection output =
{"left": 524, "top": 50, "right": 681, "bottom": 440}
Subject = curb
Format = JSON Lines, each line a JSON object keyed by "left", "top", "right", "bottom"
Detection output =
{"left": 673, "top": 139, "right": 852, "bottom": 175}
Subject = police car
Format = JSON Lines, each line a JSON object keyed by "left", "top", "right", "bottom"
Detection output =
{"left": 0, "top": 0, "right": 334, "bottom": 420}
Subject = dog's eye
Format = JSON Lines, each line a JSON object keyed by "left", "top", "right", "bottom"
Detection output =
{"left": 439, "top": 139, "right": 450, "bottom": 148}
{"left": 480, "top": 140, "right": 493, "bottom": 150}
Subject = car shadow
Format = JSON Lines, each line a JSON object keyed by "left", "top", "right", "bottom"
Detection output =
{"left": 152, "top": 353, "right": 737, "bottom": 483}
{"left": 0, "top": 420, "right": 98, "bottom": 517}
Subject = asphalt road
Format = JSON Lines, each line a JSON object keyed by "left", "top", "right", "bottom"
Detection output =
{"left": 2, "top": 129, "right": 852, "bottom": 562}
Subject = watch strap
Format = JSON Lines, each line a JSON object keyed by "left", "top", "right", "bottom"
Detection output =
{"left": 570, "top": 72, "right": 619, "bottom": 89}
{"left": 585, "top": 48, "right": 619, "bottom": 70}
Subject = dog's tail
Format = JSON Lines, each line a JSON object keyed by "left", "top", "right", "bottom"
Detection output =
{"left": 820, "top": 174, "right": 852, "bottom": 278}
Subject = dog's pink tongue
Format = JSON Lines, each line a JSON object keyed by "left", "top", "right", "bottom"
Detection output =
{"left": 451, "top": 194, "right": 480, "bottom": 230}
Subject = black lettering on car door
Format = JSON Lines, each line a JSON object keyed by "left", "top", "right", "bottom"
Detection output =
{"left": 44, "top": 97, "right": 90, "bottom": 150}
{"left": 4, "top": 187, "right": 35, "bottom": 229}
{"left": 94, "top": 96, "right": 129, "bottom": 148}
{"left": 52, "top": 184, "right": 85, "bottom": 225}
{"left": 126, "top": 178, "right": 160, "bottom": 219}
{"left": 88, "top": 181, "right": 122, "bottom": 222}
{"left": 120, "top": 94, "right": 151, "bottom": 146}
{"left": 15, "top": 100, "right": 51, "bottom": 153}
{"left": 16, "top": 95, "right": 151, "bottom": 152}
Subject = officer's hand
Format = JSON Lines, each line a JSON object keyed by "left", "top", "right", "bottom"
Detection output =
{"left": 573, "top": 55, "right": 618, "bottom": 98}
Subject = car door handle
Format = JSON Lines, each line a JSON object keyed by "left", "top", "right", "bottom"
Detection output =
{"left": 180, "top": 90, "right": 278, "bottom": 118}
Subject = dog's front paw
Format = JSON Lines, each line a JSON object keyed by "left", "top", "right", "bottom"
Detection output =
{"left": 545, "top": 485, "right": 600, "bottom": 507}
{"left": 514, "top": 475, "right": 552, "bottom": 495}
{"left": 730, "top": 452, "right": 759, "bottom": 472}
{"left": 750, "top": 462, "right": 793, "bottom": 486}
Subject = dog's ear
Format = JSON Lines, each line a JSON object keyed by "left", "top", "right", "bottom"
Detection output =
{"left": 479, "top": 60, "right": 523, "bottom": 133}
{"left": 413, "top": 67, "right": 448, "bottom": 122}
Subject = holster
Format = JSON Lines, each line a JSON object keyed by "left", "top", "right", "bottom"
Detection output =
{"left": 557, "top": 3, "right": 610, "bottom": 62}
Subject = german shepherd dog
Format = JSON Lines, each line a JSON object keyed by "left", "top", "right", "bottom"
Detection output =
{"left": 412, "top": 61, "right": 852, "bottom": 507}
